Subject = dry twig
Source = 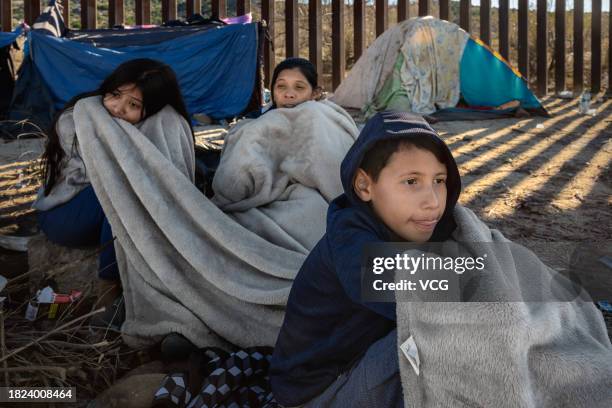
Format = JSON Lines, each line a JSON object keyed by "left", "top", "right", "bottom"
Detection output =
{"left": 0, "top": 308, "right": 105, "bottom": 364}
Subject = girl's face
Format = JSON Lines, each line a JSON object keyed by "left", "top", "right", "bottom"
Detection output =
{"left": 103, "top": 84, "right": 144, "bottom": 124}
{"left": 273, "top": 68, "right": 316, "bottom": 109}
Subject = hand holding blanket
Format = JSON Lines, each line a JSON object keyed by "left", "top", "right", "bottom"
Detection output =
{"left": 213, "top": 100, "right": 359, "bottom": 209}
{"left": 212, "top": 100, "right": 359, "bottom": 253}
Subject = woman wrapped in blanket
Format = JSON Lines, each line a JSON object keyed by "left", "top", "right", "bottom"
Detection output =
{"left": 267, "top": 57, "right": 323, "bottom": 110}
{"left": 33, "top": 59, "right": 193, "bottom": 327}
{"left": 211, "top": 58, "right": 359, "bottom": 250}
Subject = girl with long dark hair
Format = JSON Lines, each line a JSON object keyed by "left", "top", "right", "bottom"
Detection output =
{"left": 34, "top": 58, "right": 193, "bottom": 318}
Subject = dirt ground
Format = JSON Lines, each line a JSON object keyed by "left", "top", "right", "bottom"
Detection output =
{"left": 435, "top": 97, "right": 611, "bottom": 243}
{"left": 432, "top": 95, "right": 612, "bottom": 271}
{"left": 0, "top": 137, "right": 45, "bottom": 278}
{"left": 1, "top": 96, "right": 610, "bottom": 274}
{"left": 0, "top": 96, "right": 610, "bottom": 403}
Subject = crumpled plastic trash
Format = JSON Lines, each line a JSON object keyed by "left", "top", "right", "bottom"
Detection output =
{"left": 25, "top": 286, "right": 83, "bottom": 321}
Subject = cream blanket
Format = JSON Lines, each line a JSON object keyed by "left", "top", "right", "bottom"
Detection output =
{"left": 73, "top": 97, "right": 357, "bottom": 348}
{"left": 396, "top": 205, "right": 612, "bottom": 408}
{"left": 332, "top": 17, "right": 469, "bottom": 116}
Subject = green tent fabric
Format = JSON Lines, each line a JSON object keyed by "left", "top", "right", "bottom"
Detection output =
{"left": 333, "top": 17, "right": 547, "bottom": 121}
{"left": 363, "top": 44, "right": 545, "bottom": 122}
{"left": 363, "top": 53, "right": 409, "bottom": 119}
{"left": 460, "top": 38, "right": 542, "bottom": 110}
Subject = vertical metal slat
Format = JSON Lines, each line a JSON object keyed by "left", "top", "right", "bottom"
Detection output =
{"left": 261, "top": 0, "right": 275, "bottom": 87}
{"left": 480, "top": 0, "right": 490, "bottom": 44}
{"left": 332, "top": 0, "right": 345, "bottom": 89}
{"left": 211, "top": 0, "right": 227, "bottom": 19}
{"left": 237, "top": 0, "right": 250, "bottom": 15}
{"left": 536, "top": 0, "right": 547, "bottom": 95}
{"left": 439, "top": 0, "right": 449, "bottom": 21}
{"left": 418, "top": 0, "right": 428, "bottom": 16}
{"left": 354, "top": 0, "right": 365, "bottom": 59}
{"left": 554, "top": 0, "right": 565, "bottom": 93}
{"left": 573, "top": 0, "right": 584, "bottom": 93}
{"left": 109, "top": 0, "right": 124, "bottom": 27}
{"left": 309, "top": 0, "right": 322, "bottom": 77}
{"left": 80, "top": 0, "right": 96, "bottom": 29}
{"left": 375, "top": 0, "right": 387, "bottom": 37}
{"left": 398, "top": 0, "right": 409, "bottom": 22}
{"left": 499, "top": 0, "right": 509, "bottom": 60}
{"left": 459, "top": 0, "right": 470, "bottom": 32}
{"left": 1, "top": 0, "right": 12, "bottom": 32}
{"left": 285, "top": 0, "right": 298, "bottom": 58}
{"left": 591, "top": 0, "right": 602, "bottom": 93}
{"left": 135, "top": 0, "right": 151, "bottom": 25}
{"left": 518, "top": 0, "right": 528, "bottom": 78}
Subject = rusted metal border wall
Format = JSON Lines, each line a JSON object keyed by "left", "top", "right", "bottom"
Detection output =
{"left": 1, "top": 0, "right": 610, "bottom": 94}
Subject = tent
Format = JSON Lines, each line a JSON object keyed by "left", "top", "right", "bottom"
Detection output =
{"left": 3, "top": 0, "right": 263, "bottom": 135}
{"left": 0, "top": 27, "right": 22, "bottom": 119}
{"left": 332, "top": 17, "right": 548, "bottom": 121}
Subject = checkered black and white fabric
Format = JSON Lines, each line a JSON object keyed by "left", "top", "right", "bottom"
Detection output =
{"left": 153, "top": 347, "right": 280, "bottom": 408}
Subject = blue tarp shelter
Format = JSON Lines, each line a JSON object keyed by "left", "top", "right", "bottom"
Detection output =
{"left": 29, "top": 24, "right": 259, "bottom": 118}
{"left": 0, "top": 26, "right": 23, "bottom": 48}
{"left": 0, "top": 27, "right": 23, "bottom": 119}
{"left": 4, "top": 0, "right": 262, "bottom": 134}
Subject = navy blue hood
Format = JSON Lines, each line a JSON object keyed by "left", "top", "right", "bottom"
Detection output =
{"left": 338, "top": 111, "right": 462, "bottom": 242}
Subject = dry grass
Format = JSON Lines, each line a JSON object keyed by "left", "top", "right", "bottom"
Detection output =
{"left": 1, "top": 268, "right": 149, "bottom": 406}
{"left": 0, "top": 93, "right": 610, "bottom": 405}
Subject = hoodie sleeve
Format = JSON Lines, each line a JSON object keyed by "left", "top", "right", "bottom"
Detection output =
{"left": 329, "top": 209, "right": 396, "bottom": 321}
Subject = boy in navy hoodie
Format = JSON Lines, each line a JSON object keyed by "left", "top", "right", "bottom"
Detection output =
{"left": 270, "top": 111, "right": 462, "bottom": 407}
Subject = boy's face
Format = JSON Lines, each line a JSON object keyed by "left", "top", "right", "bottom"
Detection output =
{"left": 354, "top": 146, "right": 448, "bottom": 243}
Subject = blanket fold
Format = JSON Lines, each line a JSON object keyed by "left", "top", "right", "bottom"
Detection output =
{"left": 396, "top": 205, "right": 612, "bottom": 408}
{"left": 212, "top": 100, "right": 359, "bottom": 254}
{"left": 72, "top": 97, "right": 357, "bottom": 348}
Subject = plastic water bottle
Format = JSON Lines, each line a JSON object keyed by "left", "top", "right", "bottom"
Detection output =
{"left": 579, "top": 91, "right": 591, "bottom": 114}
{"left": 15, "top": 170, "right": 25, "bottom": 189}
{"left": 263, "top": 88, "right": 271, "bottom": 104}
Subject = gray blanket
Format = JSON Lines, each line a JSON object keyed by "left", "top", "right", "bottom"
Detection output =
{"left": 212, "top": 100, "right": 359, "bottom": 253}
{"left": 396, "top": 205, "right": 612, "bottom": 408}
{"left": 32, "top": 109, "right": 90, "bottom": 211}
{"left": 73, "top": 97, "right": 358, "bottom": 348}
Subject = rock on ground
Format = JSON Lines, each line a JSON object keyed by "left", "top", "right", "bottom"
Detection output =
{"left": 88, "top": 373, "right": 166, "bottom": 408}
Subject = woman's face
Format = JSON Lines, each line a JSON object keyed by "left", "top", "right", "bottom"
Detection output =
{"left": 103, "top": 83, "right": 144, "bottom": 124}
{"left": 273, "top": 68, "right": 316, "bottom": 109}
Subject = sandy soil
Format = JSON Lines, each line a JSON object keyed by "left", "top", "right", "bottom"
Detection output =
{"left": 0, "top": 137, "right": 44, "bottom": 276}
{"left": 0, "top": 96, "right": 610, "bottom": 404}
{"left": 432, "top": 96, "right": 611, "bottom": 271}
{"left": 435, "top": 97, "right": 611, "bottom": 243}
{"left": 0, "top": 97, "right": 610, "bottom": 275}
